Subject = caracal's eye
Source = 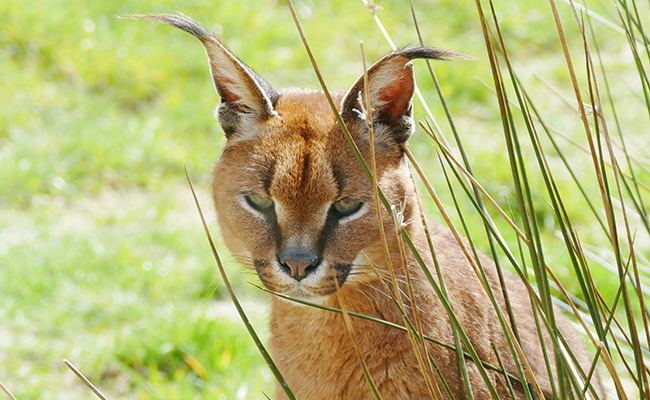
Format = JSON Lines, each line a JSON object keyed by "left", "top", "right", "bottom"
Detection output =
{"left": 246, "top": 194, "right": 274, "bottom": 211}
{"left": 333, "top": 198, "right": 362, "bottom": 216}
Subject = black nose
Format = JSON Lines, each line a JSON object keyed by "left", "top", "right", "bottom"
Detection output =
{"left": 278, "top": 250, "right": 321, "bottom": 281}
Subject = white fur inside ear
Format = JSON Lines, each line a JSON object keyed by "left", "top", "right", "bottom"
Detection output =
{"left": 352, "top": 106, "right": 366, "bottom": 120}
{"left": 215, "top": 103, "right": 262, "bottom": 142}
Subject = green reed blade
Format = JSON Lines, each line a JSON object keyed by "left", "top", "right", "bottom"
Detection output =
{"left": 185, "top": 169, "right": 297, "bottom": 400}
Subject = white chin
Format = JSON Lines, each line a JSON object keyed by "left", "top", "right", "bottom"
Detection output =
{"left": 282, "top": 287, "right": 331, "bottom": 305}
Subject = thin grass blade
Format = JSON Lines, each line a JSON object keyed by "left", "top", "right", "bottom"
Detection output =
{"left": 184, "top": 168, "right": 296, "bottom": 400}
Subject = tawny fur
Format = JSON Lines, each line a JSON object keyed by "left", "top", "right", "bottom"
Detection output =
{"left": 139, "top": 13, "right": 604, "bottom": 400}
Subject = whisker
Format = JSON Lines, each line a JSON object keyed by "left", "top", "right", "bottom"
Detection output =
{"left": 352, "top": 286, "right": 378, "bottom": 308}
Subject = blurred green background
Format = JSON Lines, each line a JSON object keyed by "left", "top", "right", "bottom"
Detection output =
{"left": 1, "top": 0, "right": 647, "bottom": 398}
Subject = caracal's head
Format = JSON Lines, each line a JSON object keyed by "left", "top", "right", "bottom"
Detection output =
{"left": 139, "top": 14, "right": 455, "bottom": 301}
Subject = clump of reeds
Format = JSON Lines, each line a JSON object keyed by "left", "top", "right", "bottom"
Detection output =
{"left": 189, "top": 0, "right": 649, "bottom": 399}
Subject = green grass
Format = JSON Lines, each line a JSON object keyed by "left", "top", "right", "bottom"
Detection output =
{"left": 1, "top": 0, "right": 648, "bottom": 398}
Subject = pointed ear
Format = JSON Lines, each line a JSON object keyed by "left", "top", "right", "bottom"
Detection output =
{"left": 341, "top": 47, "right": 457, "bottom": 144}
{"left": 133, "top": 13, "right": 279, "bottom": 139}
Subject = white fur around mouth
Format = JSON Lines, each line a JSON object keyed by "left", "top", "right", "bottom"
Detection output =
{"left": 350, "top": 252, "right": 366, "bottom": 278}
{"left": 281, "top": 289, "right": 330, "bottom": 306}
{"left": 268, "top": 258, "right": 334, "bottom": 305}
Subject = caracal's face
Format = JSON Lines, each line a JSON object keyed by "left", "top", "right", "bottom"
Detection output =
{"left": 141, "top": 12, "right": 430, "bottom": 301}
{"left": 211, "top": 89, "right": 400, "bottom": 301}
{"left": 138, "top": 15, "right": 448, "bottom": 301}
